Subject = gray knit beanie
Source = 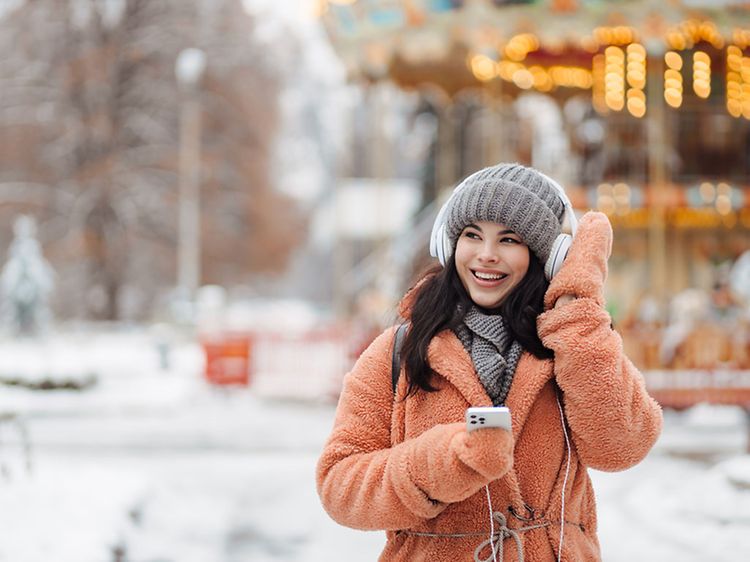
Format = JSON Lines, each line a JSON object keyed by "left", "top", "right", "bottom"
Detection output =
{"left": 444, "top": 163, "right": 566, "bottom": 264}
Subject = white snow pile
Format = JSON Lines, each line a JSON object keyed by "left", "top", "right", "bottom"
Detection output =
{"left": 717, "top": 455, "right": 750, "bottom": 490}
{"left": 0, "top": 326, "right": 748, "bottom": 561}
{"left": 0, "top": 336, "right": 98, "bottom": 389}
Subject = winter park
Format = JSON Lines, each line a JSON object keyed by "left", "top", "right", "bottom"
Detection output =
{"left": 2, "top": 1, "right": 750, "bottom": 561}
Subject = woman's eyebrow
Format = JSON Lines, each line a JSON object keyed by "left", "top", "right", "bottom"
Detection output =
{"left": 465, "top": 224, "right": 517, "bottom": 236}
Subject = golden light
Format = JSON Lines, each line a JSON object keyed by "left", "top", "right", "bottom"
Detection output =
{"left": 625, "top": 42, "right": 647, "bottom": 116}
{"left": 581, "top": 36, "right": 600, "bottom": 53}
{"left": 512, "top": 68, "right": 534, "bottom": 89}
{"left": 626, "top": 90, "right": 646, "bottom": 117}
{"left": 727, "top": 47, "right": 742, "bottom": 72}
{"left": 604, "top": 46, "right": 625, "bottom": 111}
{"left": 504, "top": 33, "right": 540, "bottom": 62}
{"left": 664, "top": 89, "right": 682, "bottom": 107}
{"left": 593, "top": 27, "right": 637, "bottom": 46}
{"left": 741, "top": 56, "right": 750, "bottom": 83}
{"left": 529, "top": 66, "right": 554, "bottom": 92}
{"left": 613, "top": 182, "right": 631, "bottom": 203}
{"left": 693, "top": 51, "right": 711, "bottom": 98}
{"left": 733, "top": 28, "right": 750, "bottom": 49}
{"left": 598, "top": 194, "right": 616, "bottom": 215}
{"left": 469, "top": 54, "right": 497, "bottom": 82}
{"left": 627, "top": 69, "right": 646, "bottom": 88}
{"left": 699, "top": 181, "right": 715, "bottom": 203}
{"left": 665, "top": 51, "right": 683, "bottom": 70}
{"left": 606, "top": 94, "right": 625, "bottom": 111}
{"left": 664, "top": 68, "right": 682, "bottom": 81}
{"left": 592, "top": 54, "right": 607, "bottom": 114}
{"left": 496, "top": 60, "right": 519, "bottom": 81}
{"left": 550, "top": 66, "right": 592, "bottom": 89}
{"left": 605, "top": 45, "right": 625, "bottom": 61}
{"left": 735, "top": 52, "right": 750, "bottom": 120}
{"left": 664, "top": 77, "right": 683, "bottom": 91}
{"left": 717, "top": 182, "right": 732, "bottom": 196}
{"left": 595, "top": 182, "right": 635, "bottom": 215}
{"left": 664, "top": 52, "right": 683, "bottom": 108}
{"left": 716, "top": 194, "right": 733, "bottom": 216}
{"left": 667, "top": 31, "right": 688, "bottom": 51}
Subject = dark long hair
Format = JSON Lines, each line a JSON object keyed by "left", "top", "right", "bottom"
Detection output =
{"left": 400, "top": 253, "right": 552, "bottom": 397}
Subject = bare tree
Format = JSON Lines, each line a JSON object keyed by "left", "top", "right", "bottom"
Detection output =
{"left": 0, "top": 0, "right": 304, "bottom": 321}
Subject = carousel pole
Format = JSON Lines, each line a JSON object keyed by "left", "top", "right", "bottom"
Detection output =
{"left": 646, "top": 49, "right": 669, "bottom": 304}
{"left": 487, "top": 74, "right": 504, "bottom": 166}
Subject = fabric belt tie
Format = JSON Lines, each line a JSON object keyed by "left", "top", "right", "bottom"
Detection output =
{"left": 473, "top": 512, "right": 548, "bottom": 562}
{"left": 399, "top": 512, "right": 551, "bottom": 562}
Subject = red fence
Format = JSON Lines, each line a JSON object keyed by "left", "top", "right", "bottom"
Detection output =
{"left": 199, "top": 324, "right": 372, "bottom": 399}
{"left": 644, "top": 370, "right": 750, "bottom": 410}
{"left": 199, "top": 326, "right": 750, "bottom": 410}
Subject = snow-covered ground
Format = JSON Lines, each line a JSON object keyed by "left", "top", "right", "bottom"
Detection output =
{"left": 0, "top": 328, "right": 749, "bottom": 562}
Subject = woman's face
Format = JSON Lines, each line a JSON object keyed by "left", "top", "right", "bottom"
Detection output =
{"left": 454, "top": 221, "right": 530, "bottom": 310}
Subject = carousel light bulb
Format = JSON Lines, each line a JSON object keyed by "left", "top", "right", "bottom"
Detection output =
{"left": 665, "top": 51, "right": 683, "bottom": 70}
{"left": 693, "top": 51, "right": 711, "bottom": 98}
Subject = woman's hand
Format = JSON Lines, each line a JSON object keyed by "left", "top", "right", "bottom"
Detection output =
{"left": 544, "top": 211, "right": 613, "bottom": 311}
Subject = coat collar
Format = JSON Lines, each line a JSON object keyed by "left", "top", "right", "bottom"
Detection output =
{"left": 427, "top": 329, "right": 555, "bottom": 442}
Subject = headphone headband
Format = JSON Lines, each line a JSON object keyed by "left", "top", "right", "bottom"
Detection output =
{"left": 536, "top": 171, "right": 578, "bottom": 236}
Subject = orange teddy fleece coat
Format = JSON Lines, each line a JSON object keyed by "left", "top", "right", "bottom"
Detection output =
{"left": 317, "top": 212, "right": 663, "bottom": 561}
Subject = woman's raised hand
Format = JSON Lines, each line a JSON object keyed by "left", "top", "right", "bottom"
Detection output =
{"left": 544, "top": 211, "right": 613, "bottom": 311}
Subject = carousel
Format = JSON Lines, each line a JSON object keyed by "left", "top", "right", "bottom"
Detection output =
{"left": 318, "top": 0, "right": 750, "bottom": 377}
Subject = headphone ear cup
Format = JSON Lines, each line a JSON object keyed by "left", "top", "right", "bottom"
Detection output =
{"left": 545, "top": 234, "right": 572, "bottom": 280}
{"left": 437, "top": 224, "right": 451, "bottom": 267}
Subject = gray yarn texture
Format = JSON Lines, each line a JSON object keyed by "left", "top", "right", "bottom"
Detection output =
{"left": 444, "top": 163, "right": 565, "bottom": 264}
{"left": 455, "top": 307, "right": 523, "bottom": 406}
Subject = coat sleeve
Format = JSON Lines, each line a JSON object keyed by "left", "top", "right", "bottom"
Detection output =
{"left": 538, "top": 300, "right": 662, "bottom": 471}
{"left": 538, "top": 211, "right": 662, "bottom": 472}
{"left": 316, "top": 327, "right": 514, "bottom": 531}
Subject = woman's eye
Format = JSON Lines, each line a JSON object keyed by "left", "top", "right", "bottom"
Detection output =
{"left": 464, "top": 231, "right": 481, "bottom": 240}
{"left": 500, "top": 237, "right": 520, "bottom": 244}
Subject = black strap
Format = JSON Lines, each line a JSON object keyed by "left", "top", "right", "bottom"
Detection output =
{"left": 391, "top": 323, "right": 409, "bottom": 393}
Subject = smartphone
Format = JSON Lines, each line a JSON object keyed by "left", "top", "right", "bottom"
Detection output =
{"left": 465, "top": 406, "right": 511, "bottom": 432}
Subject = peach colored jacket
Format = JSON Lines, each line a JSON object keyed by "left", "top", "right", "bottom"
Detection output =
{"left": 317, "top": 213, "right": 663, "bottom": 561}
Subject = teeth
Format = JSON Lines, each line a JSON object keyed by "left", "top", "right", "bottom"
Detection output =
{"left": 474, "top": 271, "right": 506, "bottom": 281}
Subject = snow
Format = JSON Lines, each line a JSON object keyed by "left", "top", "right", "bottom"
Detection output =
{"left": 0, "top": 328, "right": 749, "bottom": 561}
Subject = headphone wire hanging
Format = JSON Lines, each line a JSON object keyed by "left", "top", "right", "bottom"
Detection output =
{"left": 555, "top": 392, "right": 572, "bottom": 562}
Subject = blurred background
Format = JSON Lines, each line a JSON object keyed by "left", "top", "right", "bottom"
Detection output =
{"left": 0, "top": 0, "right": 749, "bottom": 561}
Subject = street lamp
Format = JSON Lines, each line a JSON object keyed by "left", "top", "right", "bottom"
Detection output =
{"left": 175, "top": 48, "right": 206, "bottom": 308}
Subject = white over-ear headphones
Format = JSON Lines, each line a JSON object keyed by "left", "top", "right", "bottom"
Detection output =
{"left": 428, "top": 170, "right": 578, "bottom": 281}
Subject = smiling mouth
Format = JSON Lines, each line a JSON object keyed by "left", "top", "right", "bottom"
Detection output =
{"left": 472, "top": 270, "right": 508, "bottom": 281}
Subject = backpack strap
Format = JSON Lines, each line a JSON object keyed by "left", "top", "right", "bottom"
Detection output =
{"left": 391, "top": 322, "right": 409, "bottom": 393}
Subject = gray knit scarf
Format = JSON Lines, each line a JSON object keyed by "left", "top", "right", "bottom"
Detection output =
{"left": 455, "top": 306, "right": 523, "bottom": 406}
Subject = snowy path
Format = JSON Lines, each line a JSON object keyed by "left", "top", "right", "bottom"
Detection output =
{"left": 3, "top": 396, "right": 749, "bottom": 562}
{"left": 0, "top": 332, "right": 749, "bottom": 561}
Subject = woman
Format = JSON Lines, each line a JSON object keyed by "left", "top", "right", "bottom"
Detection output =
{"left": 316, "top": 163, "right": 662, "bottom": 561}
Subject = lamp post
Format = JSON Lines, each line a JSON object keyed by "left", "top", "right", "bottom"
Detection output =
{"left": 175, "top": 48, "right": 206, "bottom": 307}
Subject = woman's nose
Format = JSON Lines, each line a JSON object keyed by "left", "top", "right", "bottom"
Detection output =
{"left": 477, "top": 241, "right": 499, "bottom": 262}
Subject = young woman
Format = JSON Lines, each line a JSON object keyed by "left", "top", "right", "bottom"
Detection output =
{"left": 317, "top": 163, "right": 662, "bottom": 562}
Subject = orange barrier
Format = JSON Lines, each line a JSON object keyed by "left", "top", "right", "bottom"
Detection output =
{"left": 201, "top": 333, "right": 253, "bottom": 386}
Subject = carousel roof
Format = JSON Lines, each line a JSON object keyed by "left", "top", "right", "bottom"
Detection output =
{"left": 318, "top": 0, "right": 750, "bottom": 96}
